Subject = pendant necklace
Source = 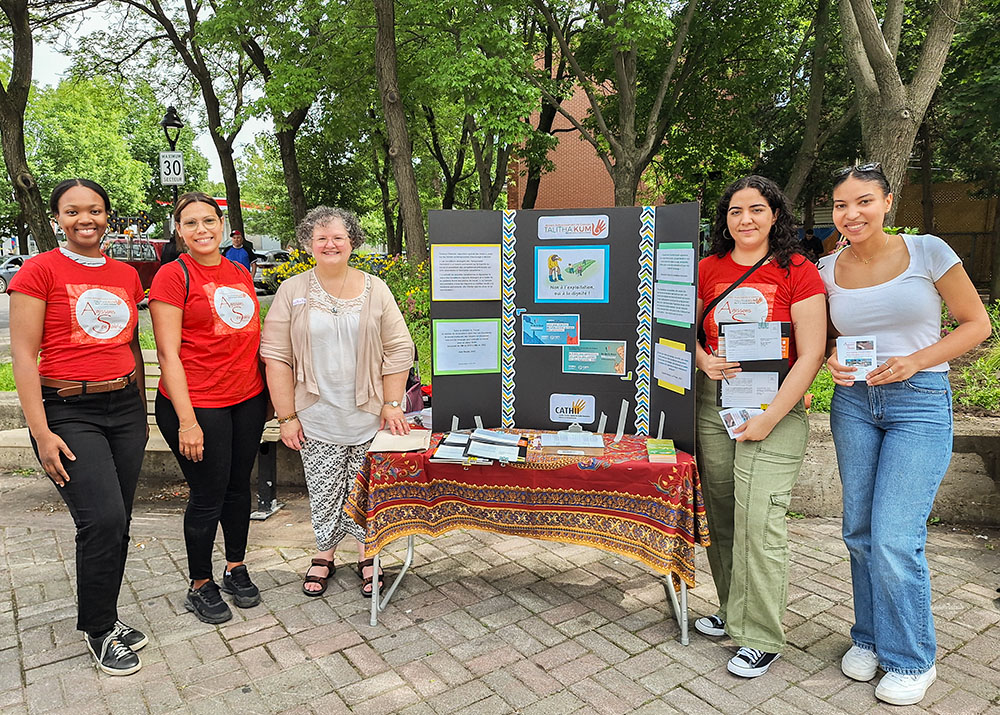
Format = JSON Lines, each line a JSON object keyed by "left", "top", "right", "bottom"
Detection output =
{"left": 318, "top": 268, "right": 349, "bottom": 313}
{"left": 851, "top": 233, "right": 889, "bottom": 265}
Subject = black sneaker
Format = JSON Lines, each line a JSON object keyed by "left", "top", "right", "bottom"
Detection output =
{"left": 727, "top": 647, "right": 780, "bottom": 677}
{"left": 86, "top": 631, "right": 141, "bottom": 676}
{"left": 185, "top": 580, "right": 233, "bottom": 623}
{"left": 694, "top": 614, "right": 726, "bottom": 637}
{"left": 220, "top": 564, "right": 261, "bottom": 608}
{"left": 112, "top": 620, "right": 148, "bottom": 651}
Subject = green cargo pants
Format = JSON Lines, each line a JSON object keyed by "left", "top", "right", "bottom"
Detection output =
{"left": 695, "top": 372, "right": 810, "bottom": 652}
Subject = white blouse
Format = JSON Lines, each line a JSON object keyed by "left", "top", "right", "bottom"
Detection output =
{"left": 297, "top": 272, "right": 381, "bottom": 445}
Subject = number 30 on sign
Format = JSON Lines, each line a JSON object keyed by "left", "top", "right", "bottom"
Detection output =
{"left": 159, "top": 151, "right": 185, "bottom": 186}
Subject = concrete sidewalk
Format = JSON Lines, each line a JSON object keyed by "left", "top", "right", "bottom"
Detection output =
{"left": 1, "top": 471, "right": 998, "bottom": 715}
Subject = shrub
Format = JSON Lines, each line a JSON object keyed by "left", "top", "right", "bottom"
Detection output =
{"left": 808, "top": 366, "right": 834, "bottom": 413}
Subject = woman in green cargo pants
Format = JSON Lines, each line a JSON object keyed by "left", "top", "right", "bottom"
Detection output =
{"left": 692, "top": 175, "right": 826, "bottom": 678}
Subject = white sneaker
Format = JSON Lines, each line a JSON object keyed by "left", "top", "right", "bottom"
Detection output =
{"left": 841, "top": 645, "right": 879, "bottom": 681}
{"left": 875, "top": 666, "right": 937, "bottom": 706}
{"left": 694, "top": 614, "right": 726, "bottom": 637}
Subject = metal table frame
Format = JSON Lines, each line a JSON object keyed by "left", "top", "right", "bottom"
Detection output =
{"left": 368, "top": 534, "right": 690, "bottom": 645}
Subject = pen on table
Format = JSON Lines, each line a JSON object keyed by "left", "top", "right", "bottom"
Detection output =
{"left": 708, "top": 345, "right": 731, "bottom": 384}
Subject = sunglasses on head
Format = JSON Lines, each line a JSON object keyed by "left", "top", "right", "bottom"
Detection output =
{"left": 833, "top": 162, "right": 883, "bottom": 177}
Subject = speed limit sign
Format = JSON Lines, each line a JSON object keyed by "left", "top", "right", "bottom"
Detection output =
{"left": 159, "top": 151, "right": 185, "bottom": 186}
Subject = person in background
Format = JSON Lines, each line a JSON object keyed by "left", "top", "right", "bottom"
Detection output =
{"left": 802, "top": 228, "right": 826, "bottom": 260}
{"left": 693, "top": 175, "right": 826, "bottom": 678}
{"left": 222, "top": 229, "right": 259, "bottom": 279}
{"left": 9, "top": 178, "right": 148, "bottom": 675}
{"left": 149, "top": 193, "right": 268, "bottom": 624}
{"left": 820, "top": 163, "right": 990, "bottom": 706}
{"left": 262, "top": 206, "right": 413, "bottom": 599}
{"left": 158, "top": 230, "right": 182, "bottom": 266}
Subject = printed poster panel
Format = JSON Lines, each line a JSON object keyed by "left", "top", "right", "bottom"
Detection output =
{"left": 535, "top": 245, "right": 609, "bottom": 303}
{"left": 562, "top": 340, "right": 626, "bottom": 376}
{"left": 656, "top": 242, "right": 695, "bottom": 283}
{"left": 433, "top": 318, "right": 501, "bottom": 375}
{"left": 431, "top": 244, "right": 501, "bottom": 301}
{"left": 521, "top": 314, "right": 580, "bottom": 346}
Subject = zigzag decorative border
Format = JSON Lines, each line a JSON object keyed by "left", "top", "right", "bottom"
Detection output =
{"left": 501, "top": 211, "right": 517, "bottom": 428}
{"left": 634, "top": 207, "right": 655, "bottom": 435}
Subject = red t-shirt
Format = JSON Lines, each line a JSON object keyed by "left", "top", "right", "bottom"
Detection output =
{"left": 149, "top": 255, "right": 264, "bottom": 407}
{"left": 698, "top": 252, "right": 824, "bottom": 366}
{"left": 8, "top": 249, "right": 143, "bottom": 381}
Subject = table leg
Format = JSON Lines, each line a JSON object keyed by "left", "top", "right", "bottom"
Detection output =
{"left": 368, "top": 535, "right": 415, "bottom": 627}
{"left": 663, "top": 577, "right": 689, "bottom": 646}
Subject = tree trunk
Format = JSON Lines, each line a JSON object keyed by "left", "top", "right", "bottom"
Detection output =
{"left": 803, "top": 196, "right": 814, "bottom": 232}
{"left": 373, "top": 0, "right": 427, "bottom": 263}
{"left": 0, "top": 0, "right": 57, "bottom": 251}
{"left": 864, "top": 113, "right": 920, "bottom": 226}
{"left": 521, "top": 101, "right": 559, "bottom": 209}
{"left": 990, "top": 199, "right": 1000, "bottom": 304}
{"left": 211, "top": 129, "right": 244, "bottom": 237}
{"left": 372, "top": 137, "right": 397, "bottom": 253}
{"left": 612, "top": 162, "right": 639, "bottom": 207}
{"left": 784, "top": 0, "right": 830, "bottom": 208}
{"left": 839, "top": 0, "right": 964, "bottom": 226}
{"left": 275, "top": 108, "right": 309, "bottom": 226}
{"left": 919, "top": 119, "right": 934, "bottom": 233}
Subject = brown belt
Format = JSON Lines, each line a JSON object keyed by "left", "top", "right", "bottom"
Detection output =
{"left": 40, "top": 371, "right": 137, "bottom": 398}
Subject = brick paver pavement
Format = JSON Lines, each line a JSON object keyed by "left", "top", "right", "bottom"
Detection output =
{"left": 1, "top": 472, "right": 998, "bottom": 714}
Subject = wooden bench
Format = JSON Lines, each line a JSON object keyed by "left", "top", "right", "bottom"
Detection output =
{"left": 141, "top": 349, "right": 284, "bottom": 520}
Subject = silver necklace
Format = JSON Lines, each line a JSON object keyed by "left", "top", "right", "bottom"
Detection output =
{"left": 317, "top": 268, "right": 349, "bottom": 313}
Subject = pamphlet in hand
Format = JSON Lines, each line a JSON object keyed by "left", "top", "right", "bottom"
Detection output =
{"left": 719, "top": 407, "right": 765, "bottom": 440}
{"left": 836, "top": 335, "right": 878, "bottom": 380}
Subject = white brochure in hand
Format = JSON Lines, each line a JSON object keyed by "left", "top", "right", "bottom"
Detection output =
{"left": 719, "top": 407, "right": 765, "bottom": 440}
{"left": 836, "top": 335, "right": 878, "bottom": 380}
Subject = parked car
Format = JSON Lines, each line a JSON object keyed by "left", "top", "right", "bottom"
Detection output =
{"left": 0, "top": 254, "right": 27, "bottom": 293}
{"left": 254, "top": 249, "right": 290, "bottom": 292}
{"left": 103, "top": 235, "right": 169, "bottom": 290}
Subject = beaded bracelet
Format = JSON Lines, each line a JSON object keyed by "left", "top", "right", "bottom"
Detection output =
{"left": 178, "top": 422, "right": 199, "bottom": 433}
{"left": 277, "top": 413, "right": 298, "bottom": 424}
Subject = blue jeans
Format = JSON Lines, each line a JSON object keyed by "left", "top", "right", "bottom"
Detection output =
{"left": 830, "top": 371, "right": 952, "bottom": 675}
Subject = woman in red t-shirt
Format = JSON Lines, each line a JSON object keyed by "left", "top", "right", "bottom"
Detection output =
{"left": 149, "top": 192, "right": 267, "bottom": 625}
{"left": 691, "top": 175, "right": 826, "bottom": 678}
{"left": 9, "top": 179, "right": 148, "bottom": 676}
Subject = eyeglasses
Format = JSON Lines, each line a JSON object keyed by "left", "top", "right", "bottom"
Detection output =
{"left": 180, "top": 216, "right": 221, "bottom": 231}
{"left": 833, "top": 162, "right": 883, "bottom": 177}
{"left": 312, "top": 235, "right": 349, "bottom": 246}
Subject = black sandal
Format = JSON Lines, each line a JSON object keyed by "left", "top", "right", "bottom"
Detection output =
{"left": 356, "top": 557, "right": 384, "bottom": 598}
{"left": 302, "top": 558, "right": 334, "bottom": 597}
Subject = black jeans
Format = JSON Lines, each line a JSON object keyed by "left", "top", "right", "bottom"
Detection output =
{"left": 31, "top": 381, "right": 148, "bottom": 634}
{"left": 155, "top": 390, "right": 267, "bottom": 581}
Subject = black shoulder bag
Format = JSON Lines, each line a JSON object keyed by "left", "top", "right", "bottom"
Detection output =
{"left": 697, "top": 252, "right": 771, "bottom": 348}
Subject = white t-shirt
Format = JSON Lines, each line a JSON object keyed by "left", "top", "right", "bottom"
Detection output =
{"left": 819, "top": 234, "right": 960, "bottom": 372}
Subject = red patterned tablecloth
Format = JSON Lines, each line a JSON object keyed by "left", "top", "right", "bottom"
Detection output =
{"left": 346, "top": 432, "right": 710, "bottom": 586}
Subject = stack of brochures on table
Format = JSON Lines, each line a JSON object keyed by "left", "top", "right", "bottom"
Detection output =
{"left": 428, "top": 432, "right": 492, "bottom": 465}
{"left": 462, "top": 428, "right": 528, "bottom": 464}
{"left": 539, "top": 431, "right": 605, "bottom": 457}
{"left": 368, "top": 428, "right": 433, "bottom": 453}
{"left": 646, "top": 438, "right": 677, "bottom": 464}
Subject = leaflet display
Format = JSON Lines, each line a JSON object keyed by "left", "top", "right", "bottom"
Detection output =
{"left": 429, "top": 205, "right": 700, "bottom": 455}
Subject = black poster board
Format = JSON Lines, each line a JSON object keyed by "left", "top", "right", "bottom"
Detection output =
{"left": 428, "top": 204, "right": 700, "bottom": 455}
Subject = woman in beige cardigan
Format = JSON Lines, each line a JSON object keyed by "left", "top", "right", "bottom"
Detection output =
{"left": 261, "top": 206, "right": 413, "bottom": 598}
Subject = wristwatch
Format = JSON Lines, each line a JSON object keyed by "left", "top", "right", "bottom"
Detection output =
{"left": 384, "top": 400, "right": 401, "bottom": 408}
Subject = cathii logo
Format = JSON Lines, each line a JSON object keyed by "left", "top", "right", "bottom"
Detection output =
{"left": 549, "top": 394, "right": 596, "bottom": 423}
{"left": 538, "top": 215, "right": 609, "bottom": 240}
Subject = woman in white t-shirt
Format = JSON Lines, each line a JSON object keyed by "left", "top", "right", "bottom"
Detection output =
{"left": 819, "top": 164, "right": 990, "bottom": 706}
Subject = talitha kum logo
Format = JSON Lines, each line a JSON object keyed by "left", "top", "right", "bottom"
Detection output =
{"left": 549, "top": 394, "right": 596, "bottom": 424}
{"left": 537, "top": 215, "right": 609, "bottom": 240}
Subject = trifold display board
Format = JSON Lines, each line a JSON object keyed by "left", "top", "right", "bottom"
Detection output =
{"left": 428, "top": 204, "right": 700, "bottom": 455}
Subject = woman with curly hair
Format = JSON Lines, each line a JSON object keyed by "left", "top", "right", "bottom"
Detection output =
{"left": 692, "top": 175, "right": 827, "bottom": 677}
{"left": 261, "top": 206, "right": 413, "bottom": 599}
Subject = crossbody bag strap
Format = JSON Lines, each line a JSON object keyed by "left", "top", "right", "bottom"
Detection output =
{"left": 697, "top": 252, "right": 772, "bottom": 347}
{"left": 177, "top": 255, "right": 190, "bottom": 303}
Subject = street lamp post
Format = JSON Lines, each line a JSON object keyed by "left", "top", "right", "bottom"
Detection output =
{"left": 160, "top": 106, "right": 185, "bottom": 240}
